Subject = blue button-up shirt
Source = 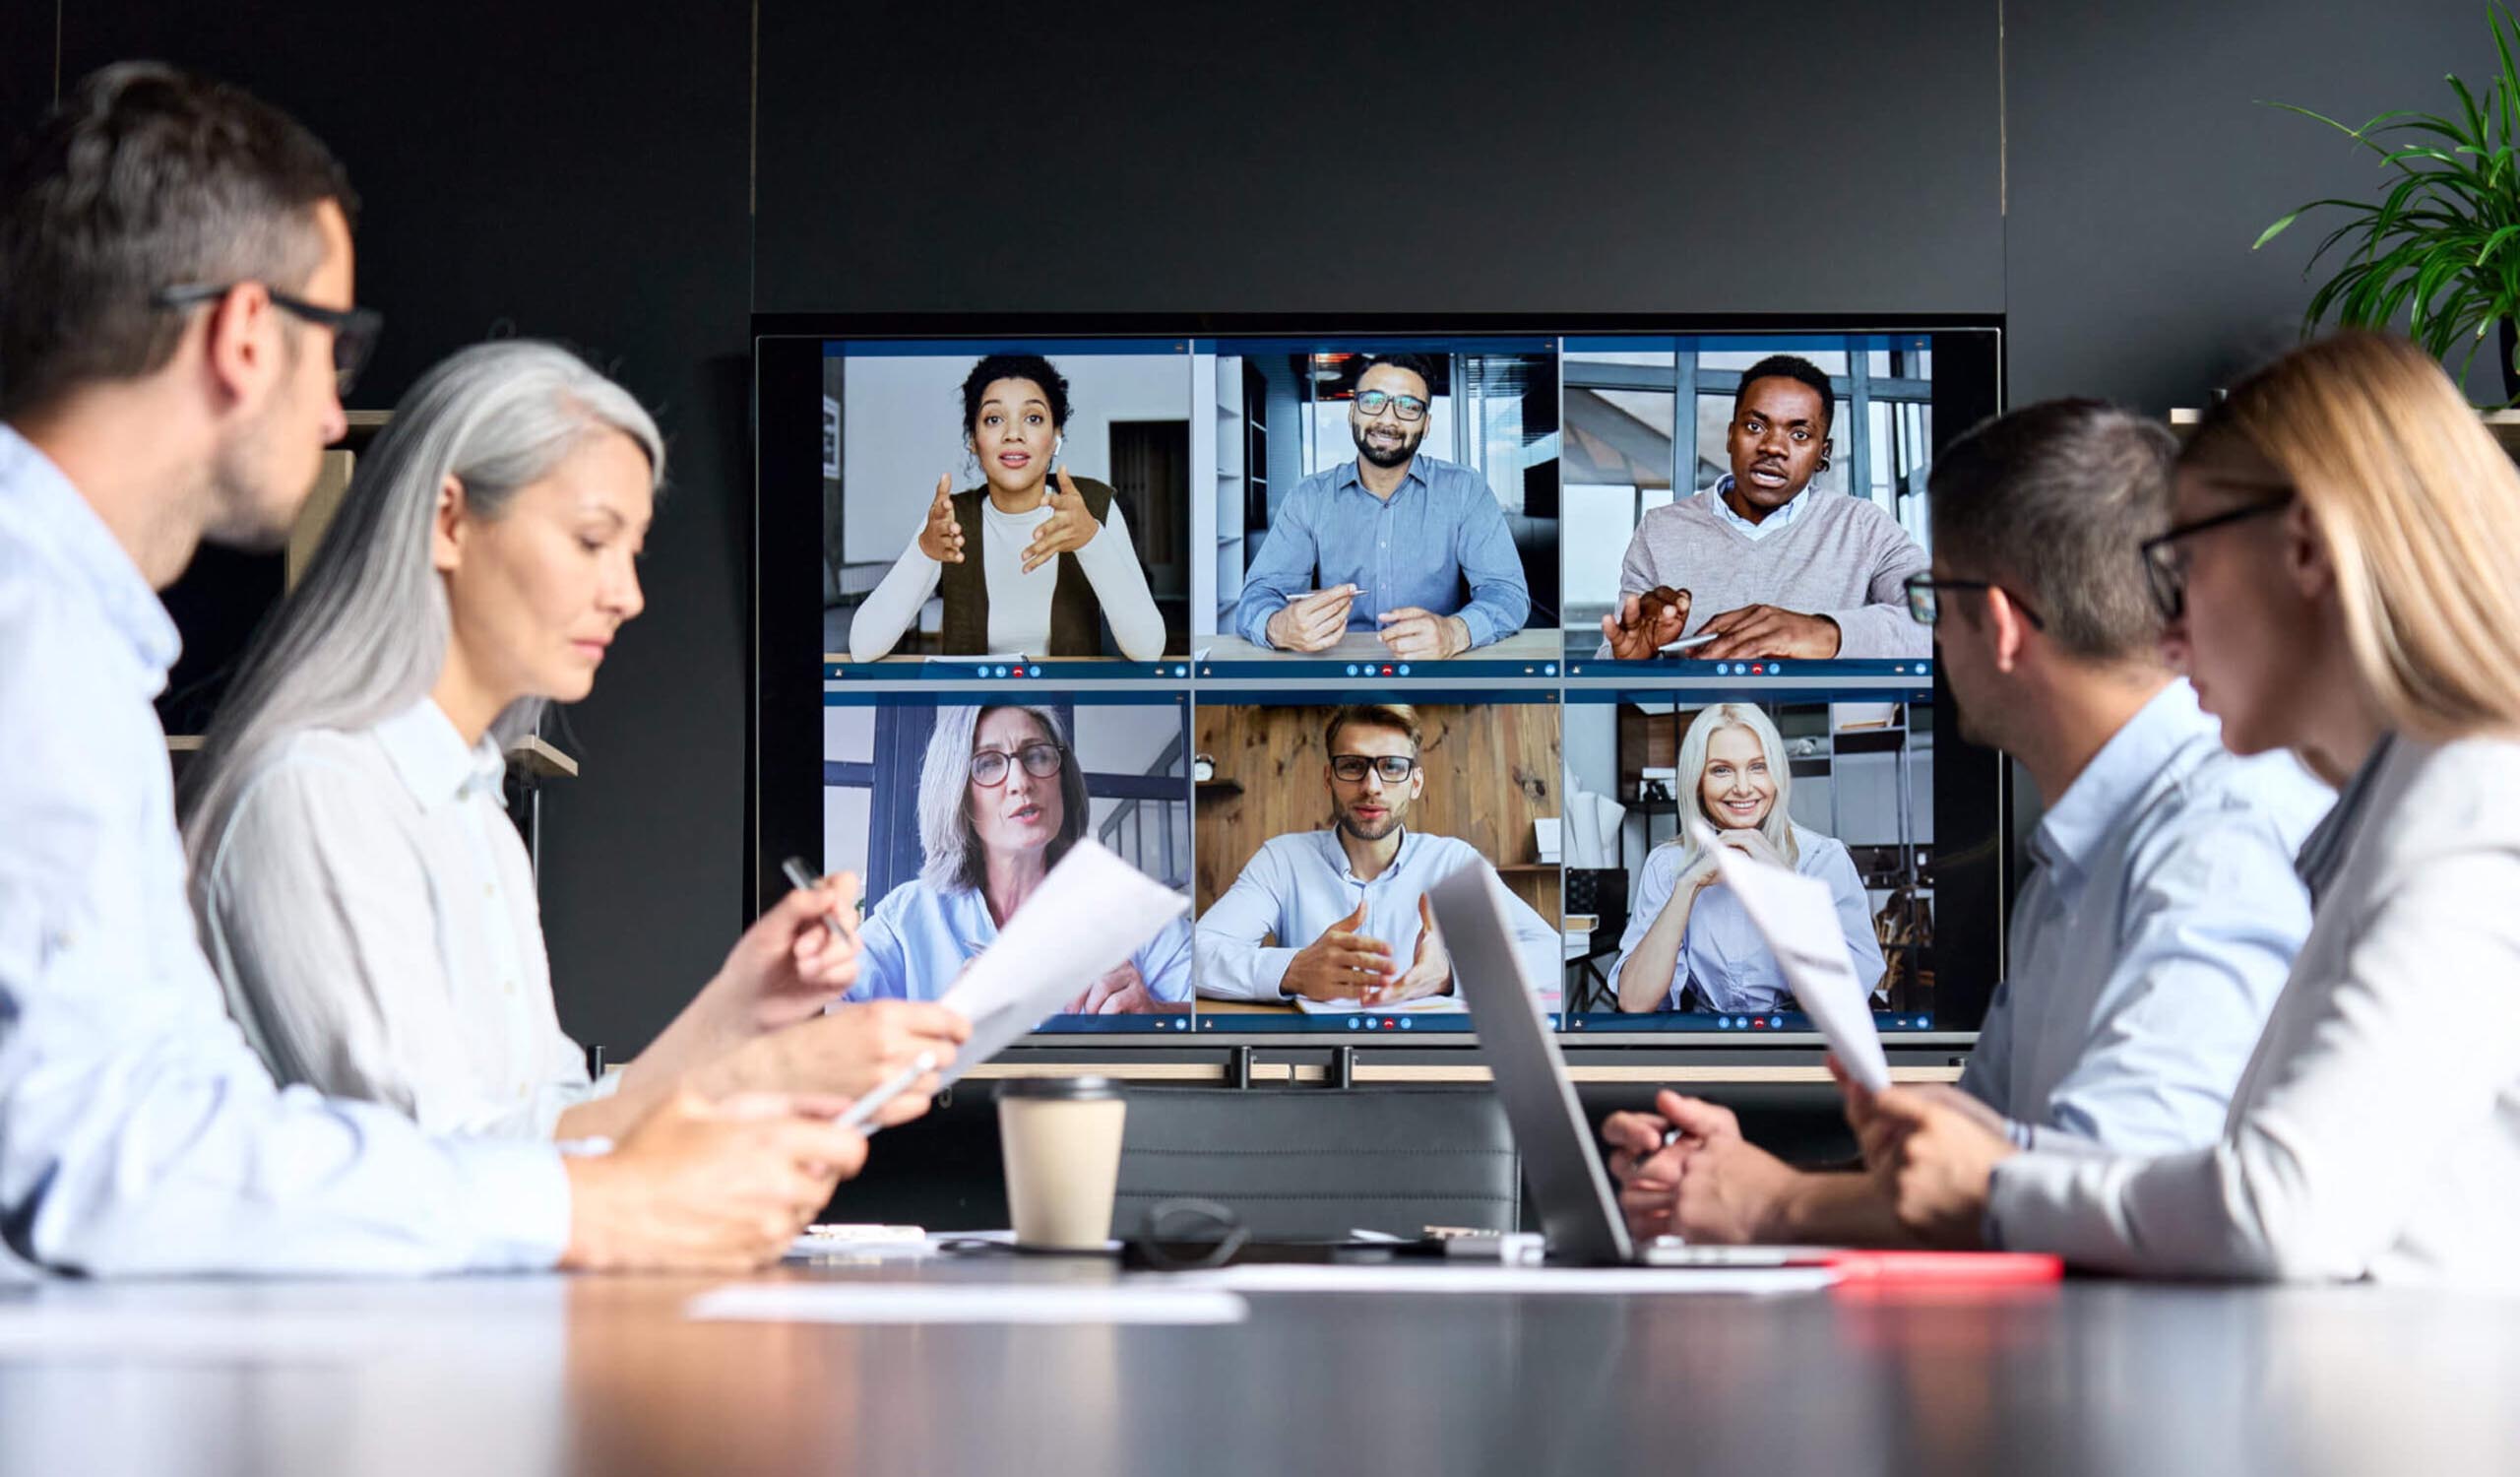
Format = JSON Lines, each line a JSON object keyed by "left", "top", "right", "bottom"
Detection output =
{"left": 846, "top": 876, "right": 1195, "bottom": 1007}
{"left": 0, "top": 423, "right": 569, "bottom": 1276}
{"left": 1606, "top": 826, "right": 1886, "bottom": 1015}
{"left": 1232, "top": 454, "right": 1531, "bottom": 649}
{"left": 1194, "top": 829, "right": 1560, "bottom": 1003}
{"left": 1958, "top": 680, "right": 2333, "bottom": 1154}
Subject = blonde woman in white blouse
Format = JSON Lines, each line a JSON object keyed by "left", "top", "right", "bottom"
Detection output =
{"left": 182, "top": 343, "right": 967, "bottom": 1141}
{"left": 1851, "top": 331, "right": 2520, "bottom": 1289}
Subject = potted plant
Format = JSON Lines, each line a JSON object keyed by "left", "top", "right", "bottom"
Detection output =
{"left": 2257, "top": 4, "right": 2520, "bottom": 405}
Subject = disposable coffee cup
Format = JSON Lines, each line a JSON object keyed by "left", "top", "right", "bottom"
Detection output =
{"left": 996, "top": 1076, "right": 1128, "bottom": 1251}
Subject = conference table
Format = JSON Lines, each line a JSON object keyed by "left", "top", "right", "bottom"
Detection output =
{"left": 5, "top": 1252, "right": 2517, "bottom": 1476}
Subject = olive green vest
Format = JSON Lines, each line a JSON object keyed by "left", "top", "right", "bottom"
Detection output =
{"left": 936, "top": 478, "right": 1118, "bottom": 658}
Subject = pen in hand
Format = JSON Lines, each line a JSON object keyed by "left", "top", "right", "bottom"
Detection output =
{"left": 782, "top": 856, "right": 859, "bottom": 948}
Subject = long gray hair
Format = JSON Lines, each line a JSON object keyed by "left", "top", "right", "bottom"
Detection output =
{"left": 917, "top": 704, "right": 1088, "bottom": 893}
{"left": 179, "top": 340, "right": 663, "bottom": 867}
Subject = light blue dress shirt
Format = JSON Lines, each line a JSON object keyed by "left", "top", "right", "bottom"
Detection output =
{"left": 1606, "top": 825, "right": 1886, "bottom": 1015}
{"left": 1959, "top": 680, "right": 2332, "bottom": 1154}
{"left": 845, "top": 875, "right": 1195, "bottom": 1006}
{"left": 0, "top": 424, "right": 570, "bottom": 1277}
{"left": 1703, "top": 475, "right": 1811, "bottom": 542}
{"left": 1194, "top": 829, "right": 1560, "bottom": 1002}
{"left": 1232, "top": 454, "right": 1531, "bottom": 649}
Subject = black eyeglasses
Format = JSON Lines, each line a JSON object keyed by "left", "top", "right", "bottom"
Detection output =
{"left": 1330, "top": 753, "right": 1419, "bottom": 784}
{"left": 1354, "top": 390, "right": 1429, "bottom": 422}
{"left": 2138, "top": 494, "right": 2295, "bottom": 621}
{"left": 1903, "top": 574, "right": 2045, "bottom": 629}
{"left": 970, "top": 741, "right": 1064, "bottom": 788}
{"left": 154, "top": 283, "right": 383, "bottom": 396}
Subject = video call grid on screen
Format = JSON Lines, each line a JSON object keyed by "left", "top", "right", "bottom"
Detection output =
{"left": 770, "top": 318, "right": 2003, "bottom": 1044}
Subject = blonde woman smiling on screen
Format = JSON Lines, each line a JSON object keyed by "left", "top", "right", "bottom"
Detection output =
{"left": 183, "top": 342, "right": 966, "bottom": 1141}
{"left": 849, "top": 354, "right": 1167, "bottom": 662}
{"left": 1610, "top": 702, "right": 1884, "bottom": 1014}
{"left": 1857, "top": 332, "right": 2520, "bottom": 1288}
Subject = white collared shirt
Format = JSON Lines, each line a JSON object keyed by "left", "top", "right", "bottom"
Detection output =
{"left": 1702, "top": 475, "right": 1810, "bottom": 542}
{"left": 197, "top": 698, "right": 616, "bottom": 1139}
{"left": 0, "top": 424, "right": 566, "bottom": 1276}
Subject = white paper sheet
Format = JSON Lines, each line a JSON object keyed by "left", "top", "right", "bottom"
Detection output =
{"left": 936, "top": 840, "right": 1190, "bottom": 1085}
{"left": 1686, "top": 818, "right": 1892, "bottom": 1091}
{"left": 1292, "top": 993, "right": 1464, "bottom": 1015}
{"left": 687, "top": 1282, "right": 1248, "bottom": 1326}
{"left": 1173, "top": 1263, "right": 1837, "bottom": 1297}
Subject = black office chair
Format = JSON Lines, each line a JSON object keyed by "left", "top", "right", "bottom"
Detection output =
{"left": 1112, "top": 1086, "right": 1520, "bottom": 1241}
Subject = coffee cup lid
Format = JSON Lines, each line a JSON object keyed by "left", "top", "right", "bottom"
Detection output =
{"left": 996, "top": 1074, "right": 1124, "bottom": 1102}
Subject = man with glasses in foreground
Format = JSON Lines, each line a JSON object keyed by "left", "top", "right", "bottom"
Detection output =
{"left": 1602, "top": 400, "right": 2333, "bottom": 1246}
{"left": 0, "top": 64, "right": 862, "bottom": 1276}
{"left": 1196, "top": 704, "right": 1558, "bottom": 1005}
{"left": 1233, "top": 353, "right": 1532, "bottom": 660}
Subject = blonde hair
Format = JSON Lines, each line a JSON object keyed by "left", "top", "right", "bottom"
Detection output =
{"left": 1667, "top": 702, "right": 1800, "bottom": 869}
{"left": 2185, "top": 331, "right": 2520, "bottom": 741}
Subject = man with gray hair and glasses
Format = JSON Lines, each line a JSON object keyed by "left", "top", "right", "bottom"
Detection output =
{"left": 0, "top": 63, "right": 859, "bottom": 1276}
{"left": 1603, "top": 400, "right": 2334, "bottom": 1246}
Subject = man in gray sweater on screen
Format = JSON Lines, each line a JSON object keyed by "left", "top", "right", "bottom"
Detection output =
{"left": 1596, "top": 354, "right": 1929, "bottom": 662}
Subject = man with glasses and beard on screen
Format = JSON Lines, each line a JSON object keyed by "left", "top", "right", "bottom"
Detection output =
{"left": 1233, "top": 353, "right": 1531, "bottom": 660}
{"left": 1195, "top": 705, "right": 1557, "bottom": 1006}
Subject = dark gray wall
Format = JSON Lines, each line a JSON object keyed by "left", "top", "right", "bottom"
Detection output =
{"left": 17, "top": 3, "right": 756, "bottom": 1059}
{"left": 2007, "top": 6, "right": 2503, "bottom": 410}
{"left": 2, "top": 1, "right": 2491, "bottom": 1057}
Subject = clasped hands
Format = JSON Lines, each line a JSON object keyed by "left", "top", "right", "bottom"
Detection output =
{"left": 1265, "top": 584, "right": 1470, "bottom": 659}
{"left": 1602, "top": 1060, "right": 2021, "bottom": 1249}
{"left": 1280, "top": 895, "right": 1452, "bottom": 1005}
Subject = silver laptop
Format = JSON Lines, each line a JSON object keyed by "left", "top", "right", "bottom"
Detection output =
{"left": 1427, "top": 867, "right": 1809, "bottom": 1268}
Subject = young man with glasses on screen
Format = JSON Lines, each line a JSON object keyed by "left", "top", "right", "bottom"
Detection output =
{"left": 1232, "top": 353, "right": 1531, "bottom": 660}
{"left": 1196, "top": 705, "right": 1558, "bottom": 1005}
{"left": 0, "top": 64, "right": 861, "bottom": 1277}
{"left": 1598, "top": 353, "right": 1931, "bottom": 663}
{"left": 1602, "top": 400, "right": 2333, "bottom": 1247}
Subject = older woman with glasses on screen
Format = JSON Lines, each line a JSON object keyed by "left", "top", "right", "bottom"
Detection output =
{"left": 1850, "top": 331, "right": 2520, "bottom": 1288}
{"left": 845, "top": 704, "right": 1195, "bottom": 1014}
{"left": 1609, "top": 701, "right": 1885, "bottom": 1015}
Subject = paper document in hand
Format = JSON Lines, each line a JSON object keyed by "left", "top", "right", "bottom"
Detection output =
{"left": 936, "top": 839, "right": 1189, "bottom": 1083}
{"left": 1684, "top": 818, "right": 1890, "bottom": 1091}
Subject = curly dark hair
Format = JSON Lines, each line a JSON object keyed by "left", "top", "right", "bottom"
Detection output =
{"left": 958, "top": 353, "right": 1072, "bottom": 438}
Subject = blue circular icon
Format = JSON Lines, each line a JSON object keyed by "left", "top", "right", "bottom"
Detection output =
{"left": 1174, "top": 665, "right": 1188, "bottom": 677}
{"left": 1399, "top": 1018, "right": 1414, "bottom": 1030}
{"left": 1347, "top": 1017, "right": 1361, "bottom": 1030}
{"left": 1768, "top": 663, "right": 1784, "bottom": 675}
{"left": 1397, "top": 664, "right": 1412, "bottom": 676}
{"left": 1770, "top": 1016, "right": 1784, "bottom": 1028}
{"left": 1544, "top": 664, "right": 1558, "bottom": 675}
{"left": 1715, "top": 1017, "right": 1730, "bottom": 1030}
{"left": 1345, "top": 664, "right": 1360, "bottom": 676}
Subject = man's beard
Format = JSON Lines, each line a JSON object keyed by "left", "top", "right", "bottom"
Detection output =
{"left": 1354, "top": 422, "right": 1422, "bottom": 470}
{"left": 199, "top": 414, "right": 306, "bottom": 552}
{"left": 1337, "top": 801, "right": 1407, "bottom": 842}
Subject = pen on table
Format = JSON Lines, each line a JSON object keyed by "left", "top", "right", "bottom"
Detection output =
{"left": 782, "top": 855, "right": 858, "bottom": 945}
{"left": 835, "top": 1050, "right": 940, "bottom": 1135}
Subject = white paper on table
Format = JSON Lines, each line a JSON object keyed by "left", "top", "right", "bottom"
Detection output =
{"left": 687, "top": 1282, "right": 1247, "bottom": 1326}
{"left": 1172, "top": 1263, "right": 1836, "bottom": 1297}
{"left": 1292, "top": 993, "right": 1464, "bottom": 1015}
{"left": 935, "top": 839, "right": 1190, "bottom": 1086}
{"left": 1686, "top": 818, "right": 1891, "bottom": 1091}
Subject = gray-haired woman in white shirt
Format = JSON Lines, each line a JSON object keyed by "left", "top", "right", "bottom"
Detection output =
{"left": 182, "top": 342, "right": 966, "bottom": 1142}
{"left": 1849, "top": 331, "right": 2520, "bottom": 1288}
